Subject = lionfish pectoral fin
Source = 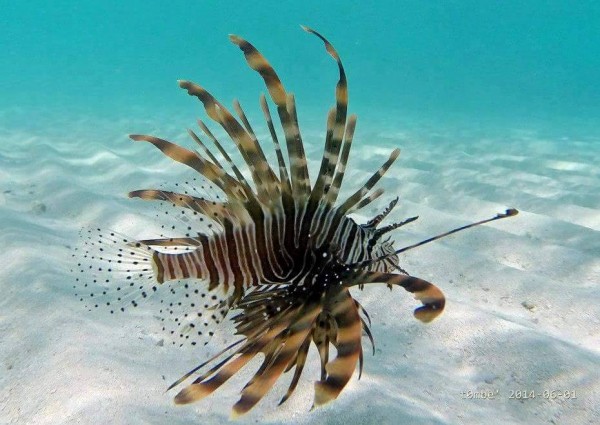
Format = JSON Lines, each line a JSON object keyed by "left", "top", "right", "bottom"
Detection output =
{"left": 74, "top": 226, "right": 235, "bottom": 349}
{"left": 279, "top": 337, "right": 311, "bottom": 405}
{"left": 360, "top": 317, "right": 375, "bottom": 356}
{"left": 312, "top": 290, "right": 362, "bottom": 409}
{"left": 231, "top": 305, "right": 320, "bottom": 417}
{"left": 357, "top": 344, "right": 364, "bottom": 380}
{"left": 353, "top": 299, "right": 375, "bottom": 355}
{"left": 131, "top": 237, "right": 199, "bottom": 247}
{"left": 174, "top": 346, "right": 257, "bottom": 405}
{"left": 351, "top": 272, "right": 446, "bottom": 323}
{"left": 173, "top": 321, "right": 289, "bottom": 405}
{"left": 128, "top": 188, "right": 229, "bottom": 222}
{"left": 316, "top": 333, "right": 330, "bottom": 382}
{"left": 167, "top": 338, "right": 245, "bottom": 393}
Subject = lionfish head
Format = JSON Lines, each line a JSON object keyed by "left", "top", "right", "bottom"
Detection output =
{"left": 74, "top": 25, "right": 518, "bottom": 417}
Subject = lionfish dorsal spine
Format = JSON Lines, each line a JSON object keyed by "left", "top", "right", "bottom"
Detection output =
{"left": 305, "top": 26, "right": 349, "bottom": 208}
{"left": 259, "top": 93, "right": 293, "bottom": 194}
{"left": 338, "top": 148, "right": 400, "bottom": 214}
{"left": 129, "top": 134, "right": 245, "bottom": 201}
{"left": 324, "top": 113, "right": 357, "bottom": 206}
{"left": 229, "top": 34, "right": 312, "bottom": 199}
{"left": 195, "top": 118, "right": 253, "bottom": 194}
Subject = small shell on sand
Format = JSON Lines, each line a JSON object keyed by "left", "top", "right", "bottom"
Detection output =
{"left": 521, "top": 300, "right": 536, "bottom": 311}
{"left": 31, "top": 201, "right": 47, "bottom": 214}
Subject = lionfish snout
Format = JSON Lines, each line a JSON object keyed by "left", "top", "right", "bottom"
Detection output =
{"left": 75, "top": 25, "right": 518, "bottom": 416}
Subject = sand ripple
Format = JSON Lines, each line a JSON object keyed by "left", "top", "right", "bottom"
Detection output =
{"left": 1, "top": 111, "right": 598, "bottom": 424}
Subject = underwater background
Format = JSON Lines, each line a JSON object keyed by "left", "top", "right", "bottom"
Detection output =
{"left": 1, "top": 1, "right": 599, "bottom": 424}
{"left": 2, "top": 1, "right": 600, "bottom": 131}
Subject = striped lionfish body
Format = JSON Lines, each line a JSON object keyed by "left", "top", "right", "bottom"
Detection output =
{"left": 76, "top": 26, "right": 518, "bottom": 416}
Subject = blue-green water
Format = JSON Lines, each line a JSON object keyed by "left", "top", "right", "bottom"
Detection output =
{"left": 2, "top": 1, "right": 599, "bottom": 131}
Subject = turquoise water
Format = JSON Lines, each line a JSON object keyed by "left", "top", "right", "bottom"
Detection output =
{"left": 2, "top": 1, "right": 599, "bottom": 132}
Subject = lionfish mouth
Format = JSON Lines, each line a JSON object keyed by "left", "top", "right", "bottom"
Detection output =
{"left": 74, "top": 26, "right": 518, "bottom": 416}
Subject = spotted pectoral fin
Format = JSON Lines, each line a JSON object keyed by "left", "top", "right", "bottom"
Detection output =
{"left": 155, "top": 280, "right": 235, "bottom": 349}
{"left": 128, "top": 189, "right": 230, "bottom": 221}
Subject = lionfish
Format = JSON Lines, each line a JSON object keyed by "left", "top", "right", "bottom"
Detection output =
{"left": 75, "top": 26, "right": 518, "bottom": 416}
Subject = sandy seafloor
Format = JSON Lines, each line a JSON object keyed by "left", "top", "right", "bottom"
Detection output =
{"left": 0, "top": 105, "right": 599, "bottom": 425}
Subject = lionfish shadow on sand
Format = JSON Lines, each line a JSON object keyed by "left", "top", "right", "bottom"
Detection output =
{"left": 74, "top": 26, "right": 518, "bottom": 416}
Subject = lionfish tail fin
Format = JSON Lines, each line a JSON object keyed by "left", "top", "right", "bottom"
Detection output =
{"left": 72, "top": 227, "right": 160, "bottom": 313}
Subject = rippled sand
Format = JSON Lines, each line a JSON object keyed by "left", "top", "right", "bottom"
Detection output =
{"left": 1, "top": 108, "right": 598, "bottom": 424}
